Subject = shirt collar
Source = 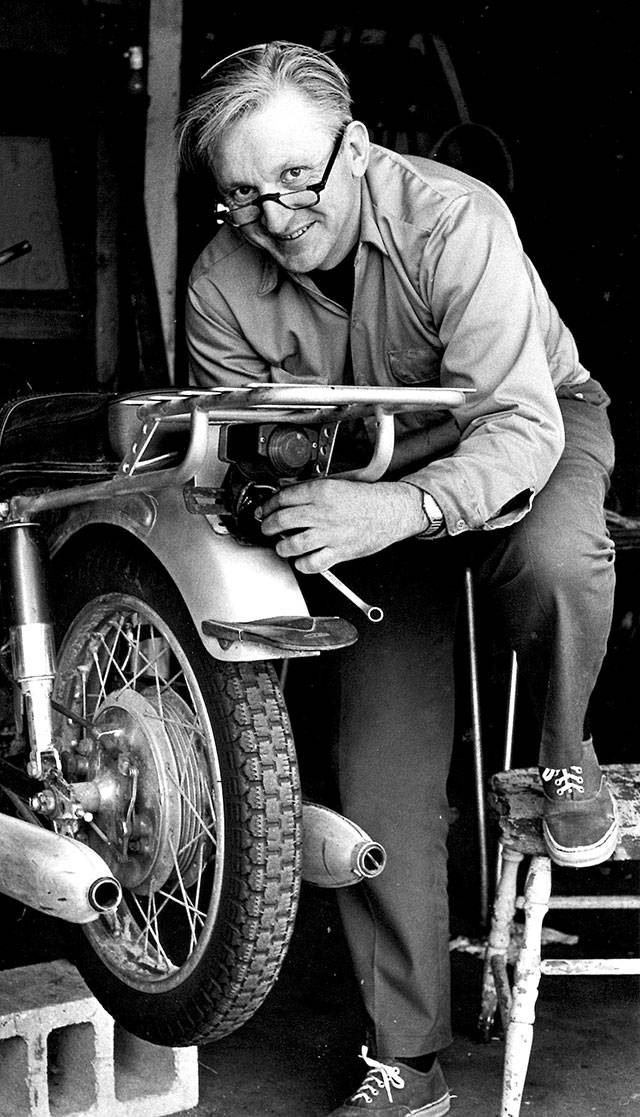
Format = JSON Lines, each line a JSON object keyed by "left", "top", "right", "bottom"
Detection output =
{"left": 357, "top": 172, "right": 389, "bottom": 257}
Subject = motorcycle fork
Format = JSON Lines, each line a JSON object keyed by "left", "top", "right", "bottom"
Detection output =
{"left": 0, "top": 522, "right": 59, "bottom": 779}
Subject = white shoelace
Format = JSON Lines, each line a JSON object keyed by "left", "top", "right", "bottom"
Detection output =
{"left": 350, "top": 1046, "right": 405, "bottom": 1104}
{"left": 541, "top": 766, "right": 584, "bottom": 796}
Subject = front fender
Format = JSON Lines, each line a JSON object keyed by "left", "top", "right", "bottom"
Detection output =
{"left": 50, "top": 486, "right": 314, "bottom": 662}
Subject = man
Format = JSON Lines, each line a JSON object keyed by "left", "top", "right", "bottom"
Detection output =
{"left": 178, "top": 41, "right": 617, "bottom": 1116}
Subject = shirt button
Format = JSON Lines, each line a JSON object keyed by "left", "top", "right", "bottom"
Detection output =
{"left": 456, "top": 519, "right": 466, "bottom": 529}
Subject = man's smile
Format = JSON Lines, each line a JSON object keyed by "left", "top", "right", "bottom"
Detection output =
{"left": 273, "top": 220, "right": 315, "bottom": 242}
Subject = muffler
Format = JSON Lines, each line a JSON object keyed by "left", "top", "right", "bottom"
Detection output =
{"left": 0, "top": 812, "right": 122, "bottom": 923}
{"left": 302, "top": 802, "right": 387, "bottom": 888}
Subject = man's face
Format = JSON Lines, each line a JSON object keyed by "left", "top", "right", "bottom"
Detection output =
{"left": 213, "top": 89, "right": 369, "bottom": 272}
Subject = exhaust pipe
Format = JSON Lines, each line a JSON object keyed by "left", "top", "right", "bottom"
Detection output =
{"left": 0, "top": 812, "right": 122, "bottom": 923}
{"left": 302, "top": 802, "right": 387, "bottom": 888}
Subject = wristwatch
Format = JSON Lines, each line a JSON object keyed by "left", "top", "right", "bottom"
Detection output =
{"left": 418, "top": 491, "right": 445, "bottom": 538}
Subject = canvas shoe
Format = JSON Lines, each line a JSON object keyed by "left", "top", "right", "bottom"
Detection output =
{"left": 540, "top": 739, "right": 618, "bottom": 868}
{"left": 328, "top": 1046, "right": 450, "bottom": 1116}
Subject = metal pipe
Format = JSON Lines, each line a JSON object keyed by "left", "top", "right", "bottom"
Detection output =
{"left": 320, "top": 569, "right": 384, "bottom": 623}
{"left": 0, "top": 812, "right": 122, "bottom": 923}
{"left": 503, "top": 650, "right": 518, "bottom": 771}
{"left": 332, "top": 408, "right": 396, "bottom": 482}
{"left": 495, "top": 650, "right": 519, "bottom": 888}
{"left": 9, "top": 404, "right": 210, "bottom": 519}
{"left": 0, "top": 522, "right": 51, "bottom": 624}
{"left": 0, "top": 524, "right": 58, "bottom": 778}
{"left": 465, "top": 566, "right": 489, "bottom": 930}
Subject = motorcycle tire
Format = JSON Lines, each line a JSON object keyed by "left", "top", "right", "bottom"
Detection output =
{"left": 51, "top": 536, "right": 302, "bottom": 1046}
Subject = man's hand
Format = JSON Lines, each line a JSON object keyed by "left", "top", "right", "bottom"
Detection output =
{"left": 258, "top": 479, "right": 427, "bottom": 573}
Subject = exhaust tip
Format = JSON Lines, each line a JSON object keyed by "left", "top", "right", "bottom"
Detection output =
{"left": 353, "top": 841, "right": 387, "bottom": 879}
{"left": 88, "top": 876, "right": 123, "bottom": 914}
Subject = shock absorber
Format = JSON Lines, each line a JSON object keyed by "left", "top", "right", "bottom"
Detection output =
{"left": 0, "top": 522, "right": 59, "bottom": 778}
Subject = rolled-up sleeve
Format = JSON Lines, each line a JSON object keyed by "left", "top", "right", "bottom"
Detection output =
{"left": 403, "top": 191, "right": 565, "bottom": 533}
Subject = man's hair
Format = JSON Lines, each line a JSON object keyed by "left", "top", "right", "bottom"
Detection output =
{"left": 177, "top": 40, "right": 353, "bottom": 172}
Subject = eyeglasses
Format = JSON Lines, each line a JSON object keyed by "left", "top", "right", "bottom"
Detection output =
{"left": 215, "top": 126, "right": 347, "bottom": 227}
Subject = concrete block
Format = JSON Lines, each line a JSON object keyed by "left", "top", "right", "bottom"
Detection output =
{"left": 0, "top": 959, "right": 199, "bottom": 1117}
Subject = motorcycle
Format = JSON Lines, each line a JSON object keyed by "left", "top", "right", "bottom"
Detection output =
{"left": 0, "top": 241, "right": 468, "bottom": 1047}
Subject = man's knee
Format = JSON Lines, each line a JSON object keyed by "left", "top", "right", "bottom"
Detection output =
{"left": 480, "top": 516, "right": 615, "bottom": 628}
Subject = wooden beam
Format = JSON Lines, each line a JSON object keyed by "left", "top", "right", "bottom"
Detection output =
{"left": 144, "top": 0, "right": 183, "bottom": 382}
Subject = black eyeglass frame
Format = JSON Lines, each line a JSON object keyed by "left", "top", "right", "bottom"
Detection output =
{"left": 215, "top": 125, "right": 348, "bottom": 227}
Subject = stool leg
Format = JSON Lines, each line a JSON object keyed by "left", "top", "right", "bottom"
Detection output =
{"left": 479, "top": 846, "right": 522, "bottom": 1039}
{"left": 501, "top": 855, "right": 552, "bottom": 1117}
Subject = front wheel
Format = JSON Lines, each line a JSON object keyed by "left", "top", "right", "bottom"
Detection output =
{"left": 52, "top": 539, "right": 302, "bottom": 1046}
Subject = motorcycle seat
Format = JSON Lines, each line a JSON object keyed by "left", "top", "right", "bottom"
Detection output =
{"left": 0, "top": 392, "right": 119, "bottom": 487}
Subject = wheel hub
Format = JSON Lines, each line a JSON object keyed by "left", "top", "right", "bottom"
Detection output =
{"left": 87, "top": 687, "right": 212, "bottom": 894}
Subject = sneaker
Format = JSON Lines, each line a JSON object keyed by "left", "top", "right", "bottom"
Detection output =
{"left": 328, "top": 1046, "right": 450, "bottom": 1116}
{"left": 540, "top": 739, "right": 619, "bottom": 868}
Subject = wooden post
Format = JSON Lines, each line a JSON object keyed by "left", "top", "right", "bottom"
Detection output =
{"left": 501, "top": 855, "right": 551, "bottom": 1117}
{"left": 479, "top": 846, "right": 522, "bottom": 1039}
{"left": 144, "top": 0, "right": 183, "bottom": 381}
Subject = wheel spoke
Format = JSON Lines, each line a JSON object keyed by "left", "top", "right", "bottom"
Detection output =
{"left": 90, "top": 618, "right": 131, "bottom": 699}
{"left": 154, "top": 885, "right": 207, "bottom": 927}
{"left": 117, "top": 904, "right": 174, "bottom": 974}
{"left": 192, "top": 844, "right": 205, "bottom": 930}
{"left": 168, "top": 834, "right": 201, "bottom": 951}
{"left": 129, "top": 891, "right": 175, "bottom": 972}
{"left": 120, "top": 625, "right": 174, "bottom": 701}
{"left": 165, "top": 765, "right": 218, "bottom": 848}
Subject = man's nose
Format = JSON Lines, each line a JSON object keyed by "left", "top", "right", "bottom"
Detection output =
{"left": 260, "top": 199, "right": 293, "bottom": 234}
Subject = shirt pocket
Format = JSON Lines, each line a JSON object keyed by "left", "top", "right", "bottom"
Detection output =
{"left": 387, "top": 348, "right": 440, "bottom": 385}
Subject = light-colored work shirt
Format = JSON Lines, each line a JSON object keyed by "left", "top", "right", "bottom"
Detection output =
{"left": 186, "top": 144, "right": 591, "bottom": 535}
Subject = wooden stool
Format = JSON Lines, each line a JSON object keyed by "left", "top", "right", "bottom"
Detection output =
{"left": 479, "top": 764, "right": 640, "bottom": 1117}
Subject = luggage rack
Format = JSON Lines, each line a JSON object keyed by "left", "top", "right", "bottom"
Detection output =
{"left": 8, "top": 384, "right": 472, "bottom": 519}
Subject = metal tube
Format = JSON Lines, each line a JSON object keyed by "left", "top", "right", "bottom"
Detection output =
{"left": 0, "top": 524, "right": 58, "bottom": 779}
{"left": 9, "top": 403, "right": 211, "bottom": 518}
{"left": 503, "top": 650, "right": 518, "bottom": 771}
{"left": 465, "top": 566, "right": 489, "bottom": 930}
{"left": 0, "top": 522, "right": 51, "bottom": 624}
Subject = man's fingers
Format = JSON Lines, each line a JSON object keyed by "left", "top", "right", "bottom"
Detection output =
{"left": 260, "top": 503, "right": 316, "bottom": 537}
{"left": 291, "top": 547, "right": 336, "bottom": 575}
{"left": 271, "top": 529, "right": 334, "bottom": 572}
{"left": 260, "top": 482, "right": 318, "bottom": 518}
{"left": 274, "top": 528, "right": 321, "bottom": 558}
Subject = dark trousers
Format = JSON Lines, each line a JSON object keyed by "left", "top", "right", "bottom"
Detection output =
{"left": 324, "top": 386, "right": 615, "bottom": 1059}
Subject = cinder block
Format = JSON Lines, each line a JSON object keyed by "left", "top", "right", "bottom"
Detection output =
{"left": 0, "top": 959, "right": 199, "bottom": 1117}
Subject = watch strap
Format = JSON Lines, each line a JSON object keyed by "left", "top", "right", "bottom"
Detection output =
{"left": 418, "top": 490, "right": 445, "bottom": 538}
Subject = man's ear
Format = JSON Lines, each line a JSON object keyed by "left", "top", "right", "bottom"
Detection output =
{"left": 344, "top": 120, "right": 370, "bottom": 179}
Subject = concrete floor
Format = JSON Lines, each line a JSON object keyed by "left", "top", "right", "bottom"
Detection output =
{"left": 178, "top": 876, "right": 640, "bottom": 1117}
